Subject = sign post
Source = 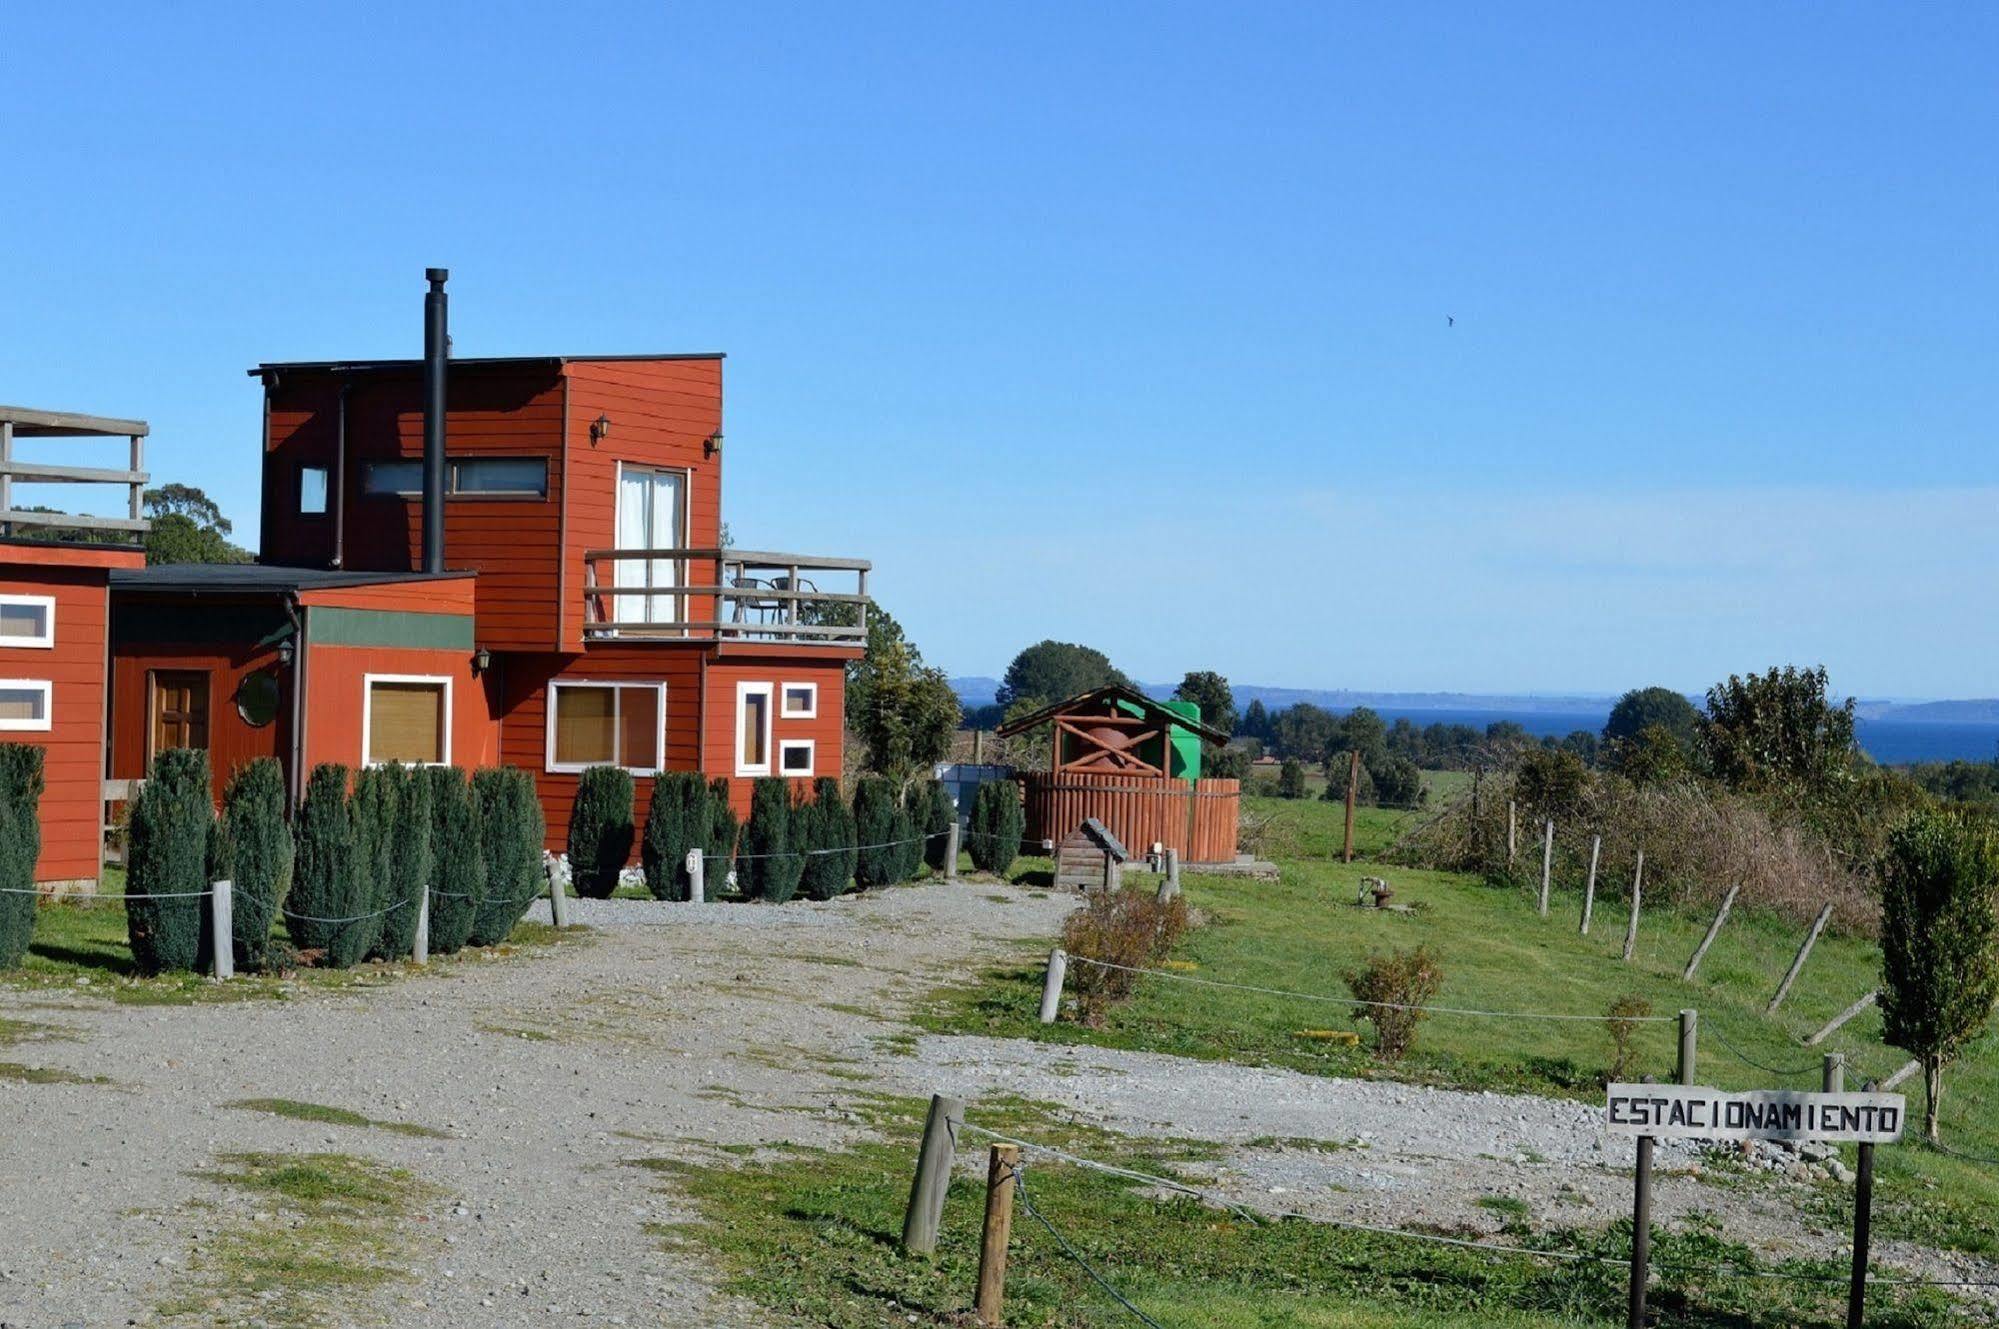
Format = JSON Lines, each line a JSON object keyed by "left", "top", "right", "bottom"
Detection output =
{"left": 1606, "top": 1082, "right": 1904, "bottom": 1326}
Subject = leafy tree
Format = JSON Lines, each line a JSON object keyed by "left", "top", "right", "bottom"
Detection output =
{"left": 1320, "top": 756, "right": 1373, "bottom": 806}
{"left": 844, "top": 606, "right": 959, "bottom": 781}
{"left": 966, "top": 779, "right": 1023, "bottom": 877}
{"left": 126, "top": 749, "right": 215, "bottom": 975}
{"left": 0, "top": 746, "right": 44, "bottom": 969}
{"left": 1203, "top": 744, "right": 1250, "bottom": 781}
{"left": 1702, "top": 665, "right": 1856, "bottom": 798}
{"left": 1331, "top": 707, "right": 1389, "bottom": 763}
{"left": 742, "top": 777, "right": 803, "bottom": 902}
{"left": 1370, "top": 754, "right": 1425, "bottom": 808}
{"left": 426, "top": 767, "right": 484, "bottom": 953}
{"left": 1880, "top": 810, "right": 1999, "bottom": 1142}
{"left": 1270, "top": 704, "right": 1338, "bottom": 762}
{"left": 1172, "top": 671, "right": 1237, "bottom": 735}
{"left": 1605, "top": 687, "right": 1702, "bottom": 750}
{"left": 288, "top": 764, "right": 364, "bottom": 965}
{"left": 1277, "top": 758, "right": 1308, "bottom": 800}
{"left": 566, "top": 766, "right": 635, "bottom": 899}
{"left": 1241, "top": 699, "right": 1272, "bottom": 743}
{"left": 1515, "top": 748, "right": 1590, "bottom": 821}
{"left": 800, "top": 777, "right": 858, "bottom": 901}
{"left": 220, "top": 758, "right": 292, "bottom": 970}
{"left": 997, "top": 696, "right": 1055, "bottom": 769}
{"left": 995, "top": 640, "right": 1127, "bottom": 710}
{"left": 142, "top": 484, "right": 253, "bottom": 566}
{"left": 852, "top": 776, "right": 901, "bottom": 888}
{"left": 641, "top": 772, "right": 708, "bottom": 901}
{"left": 1609, "top": 723, "right": 1690, "bottom": 786}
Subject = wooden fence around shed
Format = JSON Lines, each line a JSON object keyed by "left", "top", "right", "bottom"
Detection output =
{"left": 1018, "top": 773, "right": 1240, "bottom": 865}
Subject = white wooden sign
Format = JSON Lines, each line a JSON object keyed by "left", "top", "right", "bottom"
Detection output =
{"left": 1605, "top": 1083, "right": 1905, "bottom": 1144}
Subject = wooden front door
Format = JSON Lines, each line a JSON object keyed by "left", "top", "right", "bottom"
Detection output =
{"left": 150, "top": 671, "right": 210, "bottom": 758}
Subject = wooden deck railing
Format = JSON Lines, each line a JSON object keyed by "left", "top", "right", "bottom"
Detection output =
{"left": 581, "top": 547, "right": 870, "bottom": 645}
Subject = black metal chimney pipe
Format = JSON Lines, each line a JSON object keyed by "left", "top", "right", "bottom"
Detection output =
{"left": 421, "top": 267, "right": 449, "bottom": 574}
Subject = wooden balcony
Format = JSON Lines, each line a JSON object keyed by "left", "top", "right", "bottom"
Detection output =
{"left": 581, "top": 548, "right": 870, "bottom": 645}
{"left": 0, "top": 406, "right": 151, "bottom": 540}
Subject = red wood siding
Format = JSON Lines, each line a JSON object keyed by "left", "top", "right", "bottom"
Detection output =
{"left": 301, "top": 644, "right": 501, "bottom": 774}
{"left": 296, "top": 575, "right": 477, "bottom": 615}
{"left": 108, "top": 641, "right": 290, "bottom": 806}
{"left": 260, "top": 368, "right": 565, "bottom": 652}
{"left": 560, "top": 359, "right": 724, "bottom": 650}
{"left": 701, "top": 654, "right": 848, "bottom": 816}
{"left": 0, "top": 555, "right": 133, "bottom": 884}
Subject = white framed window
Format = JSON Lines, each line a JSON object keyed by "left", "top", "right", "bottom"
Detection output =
{"left": 546, "top": 680, "right": 666, "bottom": 773}
{"left": 299, "top": 465, "right": 329, "bottom": 516}
{"left": 780, "top": 681, "right": 818, "bottom": 719}
{"left": 0, "top": 680, "right": 51, "bottom": 732}
{"left": 736, "top": 681, "right": 773, "bottom": 776}
{"left": 0, "top": 596, "right": 55, "bottom": 649}
{"left": 778, "top": 739, "right": 815, "bottom": 777}
{"left": 362, "top": 674, "right": 452, "bottom": 767}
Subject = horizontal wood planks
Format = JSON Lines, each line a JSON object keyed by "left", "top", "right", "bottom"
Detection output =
{"left": 1019, "top": 773, "right": 1240, "bottom": 865}
{"left": 296, "top": 576, "right": 477, "bottom": 616}
{"left": 302, "top": 643, "right": 501, "bottom": 774}
{"left": 700, "top": 654, "right": 847, "bottom": 817}
{"left": 108, "top": 641, "right": 290, "bottom": 807}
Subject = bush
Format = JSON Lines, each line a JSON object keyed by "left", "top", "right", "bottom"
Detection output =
{"left": 913, "top": 777, "right": 955, "bottom": 874}
{"left": 288, "top": 765, "right": 368, "bottom": 967}
{"left": 0, "top": 744, "right": 44, "bottom": 968}
{"left": 371, "top": 765, "right": 432, "bottom": 960}
{"left": 470, "top": 767, "right": 544, "bottom": 945}
{"left": 220, "top": 759, "right": 291, "bottom": 971}
{"left": 348, "top": 765, "right": 399, "bottom": 960}
{"left": 1344, "top": 946, "right": 1444, "bottom": 1059}
{"left": 1062, "top": 887, "right": 1192, "bottom": 1026}
{"left": 888, "top": 797, "right": 919, "bottom": 883}
{"left": 1277, "top": 758, "right": 1308, "bottom": 799}
{"left": 704, "top": 778, "right": 739, "bottom": 898}
{"left": 852, "top": 776, "right": 900, "bottom": 888}
{"left": 1604, "top": 995, "right": 1652, "bottom": 1083}
{"left": 426, "top": 767, "right": 484, "bottom": 954}
{"left": 742, "top": 776, "right": 803, "bottom": 903}
{"left": 1320, "top": 757, "right": 1375, "bottom": 806}
{"left": 641, "top": 772, "right": 708, "bottom": 901}
{"left": 567, "top": 766, "right": 635, "bottom": 899}
{"left": 126, "top": 748, "right": 215, "bottom": 975}
{"left": 1369, "top": 754, "right": 1425, "bottom": 809}
{"left": 800, "top": 777, "right": 857, "bottom": 901}
{"left": 966, "top": 779, "right": 1023, "bottom": 877}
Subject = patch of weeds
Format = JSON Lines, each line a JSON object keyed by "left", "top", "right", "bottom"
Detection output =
{"left": 984, "top": 894, "right": 1012, "bottom": 904}
{"left": 477, "top": 1021, "right": 554, "bottom": 1041}
{"left": 1243, "top": 1135, "right": 1366, "bottom": 1153}
{"left": 1477, "top": 1194, "right": 1532, "bottom": 1224}
{"left": 228, "top": 1098, "right": 449, "bottom": 1139}
{"left": 795, "top": 952, "right": 865, "bottom": 969}
{"left": 0, "top": 1060, "right": 110, "bottom": 1085}
{"left": 0, "top": 1014, "right": 72, "bottom": 1046}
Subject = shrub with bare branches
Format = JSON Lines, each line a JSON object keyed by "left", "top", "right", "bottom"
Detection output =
{"left": 1344, "top": 946, "right": 1444, "bottom": 1059}
{"left": 1604, "top": 994, "right": 1652, "bottom": 1082}
{"left": 1063, "top": 888, "right": 1192, "bottom": 1026}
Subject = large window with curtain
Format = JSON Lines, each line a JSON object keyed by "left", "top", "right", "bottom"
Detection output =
{"left": 546, "top": 680, "right": 665, "bottom": 773}
{"left": 612, "top": 465, "right": 687, "bottom": 628}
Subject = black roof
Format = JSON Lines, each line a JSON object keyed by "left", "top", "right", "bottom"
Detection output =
{"left": 247, "top": 353, "right": 723, "bottom": 377}
{"left": 110, "top": 564, "right": 472, "bottom": 595}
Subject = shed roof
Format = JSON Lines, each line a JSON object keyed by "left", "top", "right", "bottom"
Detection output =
{"left": 994, "top": 683, "right": 1232, "bottom": 745}
{"left": 110, "top": 564, "right": 474, "bottom": 595}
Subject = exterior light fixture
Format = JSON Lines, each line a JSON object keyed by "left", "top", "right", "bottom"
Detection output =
{"left": 589, "top": 414, "right": 611, "bottom": 443}
{"left": 276, "top": 639, "right": 296, "bottom": 668}
{"left": 704, "top": 431, "right": 723, "bottom": 457}
{"left": 472, "top": 648, "right": 492, "bottom": 675}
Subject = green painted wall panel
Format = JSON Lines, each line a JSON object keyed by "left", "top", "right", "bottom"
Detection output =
{"left": 307, "top": 607, "right": 476, "bottom": 651}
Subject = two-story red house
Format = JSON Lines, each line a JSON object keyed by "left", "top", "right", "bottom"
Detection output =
{"left": 97, "top": 272, "right": 867, "bottom": 865}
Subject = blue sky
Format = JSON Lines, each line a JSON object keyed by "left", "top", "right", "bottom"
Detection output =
{"left": 5, "top": 4, "right": 1995, "bottom": 698}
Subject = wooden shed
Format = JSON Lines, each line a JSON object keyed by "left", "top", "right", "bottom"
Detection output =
{"left": 1054, "top": 817, "right": 1129, "bottom": 892}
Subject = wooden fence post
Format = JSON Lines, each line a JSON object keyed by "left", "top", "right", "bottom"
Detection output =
{"left": 1677, "top": 1009, "right": 1697, "bottom": 1085}
{"left": 1622, "top": 850, "right": 1644, "bottom": 962}
{"left": 901, "top": 1094, "right": 965, "bottom": 1255}
{"left": 1767, "top": 903, "right": 1833, "bottom": 1014}
{"left": 1038, "top": 948, "right": 1068, "bottom": 1024}
{"left": 686, "top": 848, "right": 705, "bottom": 907}
{"left": 1343, "top": 750, "right": 1360, "bottom": 863}
{"left": 413, "top": 887, "right": 430, "bottom": 965}
{"left": 975, "top": 1144, "right": 1020, "bottom": 1327}
{"left": 548, "top": 859, "right": 572, "bottom": 929}
{"left": 1160, "top": 848, "right": 1181, "bottom": 902}
{"left": 1580, "top": 835, "right": 1600, "bottom": 935}
{"left": 945, "top": 821, "right": 962, "bottom": 880}
{"left": 1807, "top": 991, "right": 1878, "bottom": 1046}
{"left": 1682, "top": 885, "right": 1739, "bottom": 981}
{"left": 1881, "top": 1059, "right": 1920, "bottom": 1090}
{"left": 1537, "top": 819, "right": 1554, "bottom": 916}
{"left": 209, "top": 880, "right": 234, "bottom": 981}
{"left": 1822, "top": 1052, "right": 1846, "bottom": 1094}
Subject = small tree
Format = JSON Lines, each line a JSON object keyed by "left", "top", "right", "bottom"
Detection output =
{"left": 1879, "top": 810, "right": 1999, "bottom": 1142}
{"left": 1344, "top": 946, "right": 1445, "bottom": 1060}
{"left": 1604, "top": 995, "right": 1652, "bottom": 1083}
{"left": 567, "top": 766, "right": 635, "bottom": 899}
{"left": 742, "top": 777, "right": 802, "bottom": 902}
{"left": 126, "top": 748, "right": 214, "bottom": 975}
{"left": 641, "top": 772, "right": 708, "bottom": 902}
{"left": 800, "top": 777, "right": 857, "bottom": 901}
{"left": 852, "top": 776, "right": 900, "bottom": 888}
{"left": 220, "top": 758, "right": 292, "bottom": 971}
{"left": 372, "top": 765, "right": 432, "bottom": 960}
{"left": 966, "top": 779, "right": 1023, "bottom": 877}
{"left": 915, "top": 778, "right": 955, "bottom": 873}
{"left": 0, "top": 744, "right": 45, "bottom": 968}
{"left": 426, "top": 767, "right": 484, "bottom": 954}
{"left": 349, "top": 765, "right": 399, "bottom": 960}
{"left": 888, "top": 795, "right": 919, "bottom": 884}
{"left": 470, "top": 767, "right": 544, "bottom": 945}
{"left": 1320, "top": 757, "right": 1374, "bottom": 806}
{"left": 700, "top": 778, "right": 738, "bottom": 898}
{"left": 1277, "top": 758, "right": 1308, "bottom": 800}
{"left": 289, "top": 764, "right": 365, "bottom": 965}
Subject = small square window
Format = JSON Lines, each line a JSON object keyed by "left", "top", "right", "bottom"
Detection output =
{"left": 0, "top": 680, "right": 51, "bottom": 731}
{"left": 779, "top": 739, "right": 815, "bottom": 777}
{"left": 780, "top": 682, "right": 817, "bottom": 719}
{"left": 299, "top": 466, "right": 329, "bottom": 515}
{"left": 0, "top": 597, "right": 54, "bottom": 649}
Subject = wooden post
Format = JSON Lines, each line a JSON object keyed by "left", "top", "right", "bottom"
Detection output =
{"left": 686, "top": 848, "right": 705, "bottom": 906}
{"left": 1822, "top": 1052, "right": 1846, "bottom": 1094}
{"left": 1622, "top": 851, "right": 1644, "bottom": 962}
{"left": 1882, "top": 1059, "right": 1920, "bottom": 1090}
{"left": 1580, "top": 835, "right": 1600, "bottom": 935}
{"left": 209, "top": 880, "right": 234, "bottom": 980}
{"left": 974, "top": 1144, "right": 1020, "bottom": 1327}
{"left": 1162, "top": 847, "right": 1180, "bottom": 901}
{"left": 901, "top": 1094, "right": 964, "bottom": 1255}
{"left": 1507, "top": 800, "right": 1517, "bottom": 865}
{"left": 1342, "top": 750, "right": 1360, "bottom": 863}
{"left": 1807, "top": 991, "right": 1878, "bottom": 1046}
{"left": 1628, "top": 1073, "right": 1657, "bottom": 1329}
{"left": 1682, "top": 884, "right": 1739, "bottom": 981}
{"left": 1537, "top": 819, "right": 1554, "bottom": 916}
{"left": 1105, "top": 856, "right": 1123, "bottom": 893}
{"left": 1767, "top": 902, "right": 1834, "bottom": 1014}
{"left": 945, "top": 820, "right": 962, "bottom": 880}
{"left": 1848, "top": 1138, "right": 1875, "bottom": 1329}
{"left": 548, "top": 861, "right": 572, "bottom": 929}
{"left": 1677, "top": 1009, "right": 1697, "bottom": 1085}
{"left": 1038, "top": 948, "right": 1067, "bottom": 1024}
{"left": 973, "top": 729, "right": 985, "bottom": 764}
{"left": 413, "top": 887, "right": 430, "bottom": 965}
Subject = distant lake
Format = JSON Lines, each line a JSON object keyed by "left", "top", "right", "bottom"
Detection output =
{"left": 1370, "top": 707, "right": 1999, "bottom": 767}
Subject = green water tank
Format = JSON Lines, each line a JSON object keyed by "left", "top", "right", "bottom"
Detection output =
{"left": 1161, "top": 699, "right": 1203, "bottom": 780}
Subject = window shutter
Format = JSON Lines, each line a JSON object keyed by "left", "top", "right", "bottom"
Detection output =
{"left": 369, "top": 682, "right": 445, "bottom": 764}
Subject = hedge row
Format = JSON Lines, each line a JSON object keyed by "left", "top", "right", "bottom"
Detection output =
{"left": 0, "top": 745, "right": 45, "bottom": 968}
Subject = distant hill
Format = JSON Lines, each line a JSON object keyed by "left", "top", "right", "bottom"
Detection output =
{"left": 1856, "top": 699, "right": 1999, "bottom": 725}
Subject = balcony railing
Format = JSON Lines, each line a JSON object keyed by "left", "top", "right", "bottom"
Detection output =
{"left": 582, "top": 548, "right": 870, "bottom": 645}
{"left": 0, "top": 405, "right": 151, "bottom": 541}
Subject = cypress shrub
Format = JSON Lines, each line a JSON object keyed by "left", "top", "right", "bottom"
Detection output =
{"left": 742, "top": 777, "right": 802, "bottom": 903}
{"left": 567, "top": 766, "right": 635, "bottom": 899}
{"left": 889, "top": 797, "right": 920, "bottom": 883}
{"left": 126, "top": 748, "right": 214, "bottom": 975}
{"left": 852, "top": 776, "right": 899, "bottom": 888}
{"left": 470, "top": 767, "right": 544, "bottom": 945}
{"left": 641, "top": 771, "right": 708, "bottom": 901}
{"left": 350, "top": 765, "right": 399, "bottom": 960}
{"left": 220, "top": 758, "right": 291, "bottom": 971}
{"left": 967, "top": 779, "right": 1024, "bottom": 877}
{"left": 0, "top": 744, "right": 44, "bottom": 968}
{"left": 289, "top": 764, "right": 367, "bottom": 967}
{"left": 801, "top": 777, "right": 857, "bottom": 901}
{"left": 426, "top": 766, "right": 484, "bottom": 954}
{"left": 703, "top": 778, "right": 739, "bottom": 899}
{"left": 916, "top": 777, "right": 956, "bottom": 874}
{"left": 372, "top": 765, "right": 433, "bottom": 960}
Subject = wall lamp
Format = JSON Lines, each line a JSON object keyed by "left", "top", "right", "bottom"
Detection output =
{"left": 704, "top": 431, "right": 723, "bottom": 457}
{"left": 276, "top": 639, "right": 296, "bottom": 668}
{"left": 472, "top": 648, "right": 492, "bottom": 676}
{"left": 589, "top": 414, "right": 612, "bottom": 444}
